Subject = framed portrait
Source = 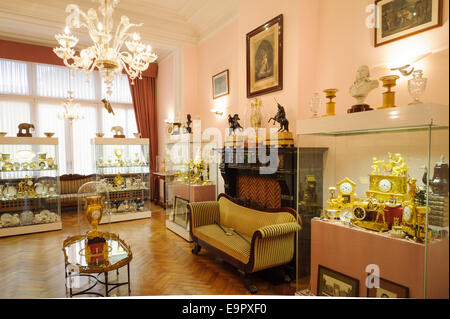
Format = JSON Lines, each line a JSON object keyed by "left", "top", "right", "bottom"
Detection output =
{"left": 317, "top": 265, "right": 359, "bottom": 297}
{"left": 246, "top": 14, "right": 283, "bottom": 98}
{"left": 212, "top": 69, "right": 229, "bottom": 99}
{"left": 375, "top": 0, "right": 443, "bottom": 47}
{"left": 173, "top": 196, "right": 190, "bottom": 228}
{"left": 367, "top": 278, "right": 409, "bottom": 298}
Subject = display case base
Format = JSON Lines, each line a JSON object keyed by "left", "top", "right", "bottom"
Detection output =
{"left": 310, "top": 219, "right": 449, "bottom": 298}
{"left": 100, "top": 210, "right": 151, "bottom": 224}
{"left": 166, "top": 219, "right": 192, "bottom": 242}
{"left": 0, "top": 221, "right": 62, "bottom": 237}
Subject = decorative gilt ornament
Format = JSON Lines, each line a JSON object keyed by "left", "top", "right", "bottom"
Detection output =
{"left": 378, "top": 75, "right": 400, "bottom": 109}
{"left": 82, "top": 195, "right": 105, "bottom": 240}
{"left": 322, "top": 89, "right": 338, "bottom": 117}
{"left": 114, "top": 172, "right": 125, "bottom": 187}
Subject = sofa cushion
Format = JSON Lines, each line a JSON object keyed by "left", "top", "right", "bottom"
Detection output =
{"left": 194, "top": 224, "right": 252, "bottom": 264}
{"left": 218, "top": 196, "right": 296, "bottom": 237}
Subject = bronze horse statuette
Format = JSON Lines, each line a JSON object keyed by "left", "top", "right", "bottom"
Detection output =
{"left": 268, "top": 99, "right": 289, "bottom": 132}
{"left": 227, "top": 114, "right": 243, "bottom": 136}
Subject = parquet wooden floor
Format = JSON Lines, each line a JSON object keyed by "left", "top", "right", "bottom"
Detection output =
{"left": 0, "top": 203, "right": 306, "bottom": 298}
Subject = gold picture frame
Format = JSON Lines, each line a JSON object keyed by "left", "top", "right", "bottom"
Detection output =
{"left": 246, "top": 14, "right": 283, "bottom": 98}
{"left": 375, "top": 0, "right": 443, "bottom": 47}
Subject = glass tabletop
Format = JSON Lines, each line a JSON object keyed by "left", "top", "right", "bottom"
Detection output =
{"left": 63, "top": 233, "right": 132, "bottom": 273}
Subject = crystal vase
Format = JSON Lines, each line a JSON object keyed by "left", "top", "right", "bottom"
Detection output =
{"left": 309, "top": 93, "right": 322, "bottom": 118}
{"left": 408, "top": 70, "right": 427, "bottom": 105}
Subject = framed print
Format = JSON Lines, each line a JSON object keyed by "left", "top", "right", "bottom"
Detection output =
{"left": 317, "top": 265, "right": 359, "bottom": 297}
{"left": 375, "top": 0, "right": 443, "bottom": 47}
{"left": 367, "top": 278, "right": 409, "bottom": 298}
{"left": 174, "top": 196, "right": 190, "bottom": 228}
{"left": 212, "top": 69, "right": 229, "bottom": 99}
{"left": 246, "top": 14, "right": 283, "bottom": 98}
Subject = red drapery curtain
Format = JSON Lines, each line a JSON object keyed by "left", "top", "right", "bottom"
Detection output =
{"left": 128, "top": 65, "right": 158, "bottom": 188}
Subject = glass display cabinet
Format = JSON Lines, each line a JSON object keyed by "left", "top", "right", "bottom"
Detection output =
{"left": 164, "top": 133, "right": 219, "bottom": 241}
{"left": 91, "top": 137, "right": 151, "bottom": 223}
{"left": 296, "top": 103, "right": 449, "bottom": 299}
{"left": 0, "top": 136, "right": 61, "bottom": 237}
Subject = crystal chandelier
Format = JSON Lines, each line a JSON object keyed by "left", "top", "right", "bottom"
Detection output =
{"left": 58, "top": 90, "right": 85, "bottom": 124}
{"left": 54, "top": 0, "right": 158, "bottom": 95}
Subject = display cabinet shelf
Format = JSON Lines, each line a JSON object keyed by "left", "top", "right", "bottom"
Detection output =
{"left": 0, "top": 169, "right": 57, "bottom": 173}
{"left": 1, "top": 195, "right": 60, "bottom": 201}
{"left": 91, "top": 137, "right": 151, "bottom": 224}
{"left": 296, "top": 103, "right": 448, "bottom": 136}
{"left": 0, "top": 137, "right": 61, "bottom": 237}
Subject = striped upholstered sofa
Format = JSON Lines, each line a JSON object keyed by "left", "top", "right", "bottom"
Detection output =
{"left": 188, "top": 193, "right": 301, "bottom": 294}
{"left": 59, "top": 174, "right": 96, "bottom": 210}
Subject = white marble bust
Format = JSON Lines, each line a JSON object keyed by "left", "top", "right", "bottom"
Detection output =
{"left": 349, "top": 65, "right": 379, "bottom": 105}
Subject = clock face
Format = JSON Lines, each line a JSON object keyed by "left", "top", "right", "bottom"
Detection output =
{"left": 92, "top": 210, "right": 101, "bottom": 220}
{"left": 339, "top": 182, "right": 353, "bottom": 195}
{"left": 403, "top": 205, "right": 412, "bottom": 222}
{"left": 379, "top": 179, "right": 392, "bottom": 192}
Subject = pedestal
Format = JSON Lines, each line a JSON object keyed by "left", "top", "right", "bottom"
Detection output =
{"left": 264, "top": 131, "right": 294, "bottom": 147}
{"left": 347, "top": 104, "right": 373, "bottom": 113}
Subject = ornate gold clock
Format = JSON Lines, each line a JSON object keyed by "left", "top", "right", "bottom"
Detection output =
{"left": 82, "top": 195, "right": 105, "bottom": 240}
{"left": 401, "top": 201, "right": 430, "bottom": 242}
{"left": 336, "top": 177, "right": 356, "bottom": 204}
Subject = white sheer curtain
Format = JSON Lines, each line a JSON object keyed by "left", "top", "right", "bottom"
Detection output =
{"left": 36, "top": 64, "right": 96, "bottom": 100}
{"left": 72, "top": 105, "right": 98, "bottom": 174}
{"left": 101, "top": 73, "right": 132, "bottom": 104}
{"left": 36, "top": 103, "right": 67, "bottom": 174}
{"left": 0, "top": 100, "right": 32, "bottom": 165}
{"left": 0, "top": 59, "right": 29, "bottom": 95}
{"left": 0, "top": 58, "right": 137, "bottom": 175}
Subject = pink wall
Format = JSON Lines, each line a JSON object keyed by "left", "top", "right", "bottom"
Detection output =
{"left": 156, "top": 54, "right": 175, "bottom": 157}
{"left": 187, "top": 20, "right": 239, "bottom": 139}
{"left": 315, "top": 0, "right": 449, "bottom": 115}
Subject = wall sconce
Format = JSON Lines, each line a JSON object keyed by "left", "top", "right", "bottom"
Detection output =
{"left": 211, "top": 108, "right": 224, "bottom": 116}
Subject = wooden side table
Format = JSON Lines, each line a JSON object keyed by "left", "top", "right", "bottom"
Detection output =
{"left": 152, "top": 172, "right": 174, "bottom": 208}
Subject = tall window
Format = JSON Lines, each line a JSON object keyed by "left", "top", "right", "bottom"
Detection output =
{"left": 0, "top": 58, "right": 137, "bottom": 174}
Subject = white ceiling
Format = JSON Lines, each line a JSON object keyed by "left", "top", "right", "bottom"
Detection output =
{"left": 0, "top": 0, "right": 239, "bottom": 61}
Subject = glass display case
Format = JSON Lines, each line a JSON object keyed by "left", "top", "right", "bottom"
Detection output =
{"left": 0, "top": 136, "right": 61, "bottom": 237}
{"left": 295, "top": 103, "right": 449, "bottom": 299}
{"left": 91, "top": 137, "right": 151, "bottom": 223}
{"left": 164, "top": 133, "right": 219, "bottom": 241}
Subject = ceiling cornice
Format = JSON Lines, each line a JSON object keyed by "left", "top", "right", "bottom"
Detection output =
{"left": 0, "top": 0, "right": 238, "bottom": 61}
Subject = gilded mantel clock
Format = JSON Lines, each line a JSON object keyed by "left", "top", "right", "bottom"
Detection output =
{"left": 336, "top": 177, "right": 356, "bottom": 204}
{"left": 366, "top": 174, "right": 408, "bottom": 203}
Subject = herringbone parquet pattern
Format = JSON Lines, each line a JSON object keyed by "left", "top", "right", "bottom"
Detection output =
{"left": 237, "top": 176, "right": 281, "bottom": 208}
{"left": 0, "top": 204, "right": 302, "bottom": 298}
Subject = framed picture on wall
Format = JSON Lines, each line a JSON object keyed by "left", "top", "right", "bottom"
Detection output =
{"left": 317, "top": 265, "right": 359, "bottom": 297}
{"left": 246, "top": 14, "right": 283, "bottom": 98}
{"left": 212, "top": 69, "right": 229, "bottom": 99}
{"left": 375, "top": 0, "right": 443, "bottom": 47}
{"left": 367, "top": 277, "right": 409, "bottom": 298}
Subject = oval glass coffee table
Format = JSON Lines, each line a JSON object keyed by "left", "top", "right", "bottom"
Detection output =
{"left": 63, "top": 232, "right": 132, "bottom": 297}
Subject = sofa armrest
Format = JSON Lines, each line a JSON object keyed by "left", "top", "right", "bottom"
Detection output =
{"left": 189, "top": 201, "right": 220, "bottom": 229}
{"left": 255, "top": 222, "right": 301, "bottom": 239}
{"left": 250, "top": 222, "right": 301, "bottom": 272}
